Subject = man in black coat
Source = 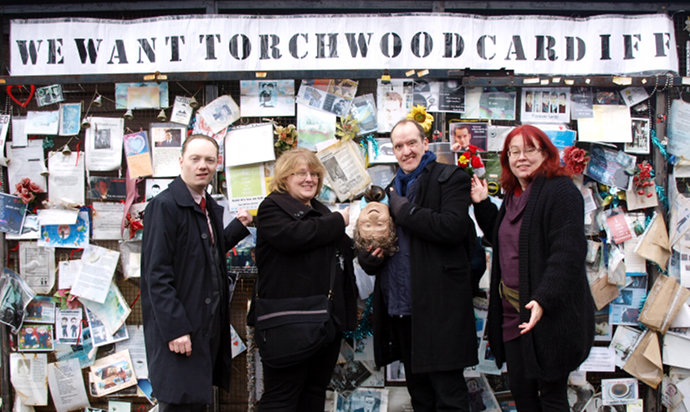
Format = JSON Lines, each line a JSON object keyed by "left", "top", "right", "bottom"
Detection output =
{"left": 359, "top": 120, "right": 478, "bottom": 411}
{"left": 141, "top": 135, "right": 252, "bottom": 411}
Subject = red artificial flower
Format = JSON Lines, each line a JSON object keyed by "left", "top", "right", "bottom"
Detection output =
{"left": 471, "top": 155, "right": 484, "bottom": 169}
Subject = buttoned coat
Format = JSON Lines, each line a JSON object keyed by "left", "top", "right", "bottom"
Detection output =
{"left": 361, "top": 161, "right": 478, "bottom": 373}
{"left": 141, "top": 177, "right": 249, "bottom": 404}
{"left": 474, "top": 175, "right": 595, "bottom": 381}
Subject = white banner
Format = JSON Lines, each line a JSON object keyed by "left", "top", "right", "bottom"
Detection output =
{"left": 10, "top": 13, "right": 678, "bottom": 76}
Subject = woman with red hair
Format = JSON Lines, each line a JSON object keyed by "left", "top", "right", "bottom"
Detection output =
{"left": 471, "top": 124, "right": 594, "bottom": 411}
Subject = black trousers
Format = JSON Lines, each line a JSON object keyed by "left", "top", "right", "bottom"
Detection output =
{"left": 391, "top": 315, "right": 470, "bottom": 412}
{"left": 158, "top": 401, "right": 207, "bottom": 412}
{"left": 504, "top": 337, "right": 570, "bottom": 412}
{"left": 258, "top": 331, "right": 342, "bottom": 412}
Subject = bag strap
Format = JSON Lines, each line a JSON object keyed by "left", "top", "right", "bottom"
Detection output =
{"left": 327, "top": 252, "right": 337, "bottom": 300}
{"left": 499, "top": 279, "right": 520, "bottom": 312}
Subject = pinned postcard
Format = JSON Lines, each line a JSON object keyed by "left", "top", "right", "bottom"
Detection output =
{"left": 570, "top": 87, "right": 594, "bottom": 119}
{"left": 115, "top": 82, "right": 168, "bottom": 109}
{"left": 297, "top": 104, "right": 336, "bottom": 151}
{"left": 197, "top": 95, "right": 240, "bottom": 134}
{"left": 625, "top": 118, "right": 651, "bottom": 155}
{"left": 619, "top": 87, "right": 649, "bottom": 107}
{"left": 585, "top": 145, "right": 634, "bottom": 190}
{"left": 438, "top": 80, "right": 465, "bottom": 113}
{"left": 462, "top": 87, "right": 516, "bottom": 120}
{"left": 91, "top": 202, "right": 126, "bottom": 240}
{"left": 116, "top": 325, "right": 147, "bottom": 379}
{"left": 170, "top": 96, "right": 194, "bottom": 125}
{"left": 55, "top": 308, "right": 82, "bottom": 345}
{"left": 25, "top": 110, "right": 59, "bottom": 135}
{"left": 123, "top": 131, "right": 153, "bottom": 178}
{"left": 296, "top": 79, "right": 358, "bottom": 117}
{"left": 349, "top": 94, "right": 378, "bottom": 136}
{"left": 58, "top": 102, "right": 81, "bottom": 136}
{"left": 317, "top": 140, "right": 371, "bottom": 202}
{"left": 35, "top": 84, "right": 64, "bottom": 107}
{"left": 18, "top": 323, "right": 54, "bottom": 351}
{"left": 25, "top": 296, "right": 56, "bottom": 324}
{"left": 601, "top": 378, "right": 639, "bottom": 405}
{"left": 241, "top": 80, "right": 295, "bottom": 117}
{"left": 521, "top": 88, "right": 570, "bottom": 123}
{"left": 88, "top": 350, "right": 138, "bottom": 397}
{"left": 151, "top": 123, "right": 185, "bottom": 177}
{"left": 145, "top": 178, "right": 172, "bottom": 201}
{"left": 80, "top": 282, "right": 131, "bottom": 335}
{"left": 0, "top": 193, "right": 27, "bottom": 235}
{"left": 225, "top": 163, "right": 267, "bottom": 213}
{"left": 86, "top": 307, "right": 129, "bottom": 348}
{"left": 376, "top": 79, "right": 408, "bottom": 133}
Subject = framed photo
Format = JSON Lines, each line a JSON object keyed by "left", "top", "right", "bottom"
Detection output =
{"left": 18, "top": 324, "right": 54, "bottom": 351}
{"left": 449, "top": 121, "right": 488, "bottom": 152}
{"left": 624, "top": 118, "right": 651, "bottom": 154}
{"left": 87, "top": 177, "right": 127, "bottom": 201}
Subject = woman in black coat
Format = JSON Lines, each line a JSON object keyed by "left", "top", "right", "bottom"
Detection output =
{"left": 471, "top": 125, "right": 595, "bottom": 411}
{"left": 252, "top": 148, "right": 357, "bottom": 412}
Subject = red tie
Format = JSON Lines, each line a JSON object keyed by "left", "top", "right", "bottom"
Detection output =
{"left": 200, "top": 196, "right": 206, "bottom": 213}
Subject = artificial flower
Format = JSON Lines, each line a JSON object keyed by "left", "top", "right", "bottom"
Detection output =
{"left": 562, "top": 146, "right": 590, "bottom": 175}
{"left": 407, "top": 105, "right": 434, "bottom": 134}
{"left": 456, "top": 145, "right": 485, "bottom": 177}
{"left": 632, "top": 161, "right": 655, "bottom": 198}
{"left": 274, "top": 123, "right": 298, "bottom": 156}
{"left": 13, "top": 178, "right": 41, "bottom": 205}
{"left": 335, "top": 114, "right": 360, "bottom": 141}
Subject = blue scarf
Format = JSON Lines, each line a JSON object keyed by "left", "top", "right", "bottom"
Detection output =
{"left": 393, "top": 151, "right": 437, "bottom": 196}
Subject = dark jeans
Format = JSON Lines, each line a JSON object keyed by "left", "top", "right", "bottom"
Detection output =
{"left": 391, "top": 315, "right": 470, "bottom": 412}
{"left": 504, "top": 337, "right": 570, "bottom": 412}
{"left": 258, "top": 331, "right": 342, "bottom": 412}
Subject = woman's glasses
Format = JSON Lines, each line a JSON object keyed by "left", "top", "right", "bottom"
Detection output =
{"left": 507, "top": 146, "right": 541, "bottom": 158}
{"left": 291, "top": 171, "right": 320, "bottom": 179}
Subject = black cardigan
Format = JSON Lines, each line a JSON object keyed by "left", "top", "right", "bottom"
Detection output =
{"left": 474, "top": 175, "right": 595, "bottom": 381}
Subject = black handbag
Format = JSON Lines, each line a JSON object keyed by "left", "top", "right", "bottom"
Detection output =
{"left": 254, "top": 256, "right": 337, "bottom": 369}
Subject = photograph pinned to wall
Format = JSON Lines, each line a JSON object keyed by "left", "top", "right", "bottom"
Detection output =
{"left": 85, "top": 117, "right": 124, "bottom": 171}
{"left": 87, "top": 177, "right": 127, "bottom": 201}
{"left": 25, "top": 296, "right": 56, "bottom": 324}
{"left": 145, "top": 178, "right": 173, "bottom": 201}
{"left": 240, "top": 80, "right": 295, "bottom": 117}
{"left": 150, "top": 123, "right": 186, "bottom": 177}
{"left": 625, "top": 118, "right": 651, "bottom": 154}
{"left": 449, "top": 121, "right": 488, "bottom": 152}
{"left": 35, "top": 84, "right": 64, "bottom": 107}
{"left": 115, "top": 82, "right": 169, "bottom": 109}
{"left": 80, "top": 281, "right": 131, "bottom": 336}
{"left": 619, "top": 87, "right": 649, "bottom": 107}
{"left": 594, "top": 306, "right": 613, "bottom": 342}
{"left": 123, "top": 131, "right": 153, "bottom": 178}
{"left": 38, "top": 209, "right": 90, "bottom": 249}
{"left": 462, "top": 87, "right": 516, "bottom": 120}
{"left": 585, "top": 145, "right": 635, "bottom": 190}
{"left": 197, "top": 94, "right": 240, "bottom": 134}
{"left": 376, "top": 79, "right": 408, "bottom": 133}
{"left": 88, "top": 350, "right": 138, "bottom": 397}
{"left": 225, "top": 123, "right": 275, "bottom": 167}
{"left": 385, "top": 360, "right": 406, "bottom": 384}
{"left": 465, "top": 374, "right": 502, "bottom": 411}
{"left": 349, "top": 94, "right": 377, "bottom": 136}
{"left": 18, "top": 324, "right": 54, "bottom": 351}
{"left": 169, "top": 96, "right": 194, "bottom": 126}
{"left": 58, "top": 102, "right": 82, "bottom": 136}
{"left": 541, "top": 124, "right": 576, "bottom": 160}
{"left": 407, "top": 80, "right": 440, "bottom": 112}
{"left": 571, "top": 87, "right": 594, "bottom": 119}
{"left": 297, "top": 79, "right": 358, "bottom": 117}
{"left": 86, "top": 307, "right": 129, "bottom": 348}
{"left": 367, "top": 138, "right": 397, "bottom": 165}
{"left": 601, "top": 378, "right": 638, "bottom": 406}
{"left": 595, "top": 90, "right": 623, "bottom": 105}
{"left": 0, "top": 193, "right": 27, "bottom": 235}
{"left": 56, "top": 308, "right": 82, "bottom": 345}
{"left": 438, "top": 80, "right": 465, "bottom": 113}
{"left": 25, "top": 110, "right": 59, "bottom": 135}
{"left": 0, "top": 268, "right": 36, "bottom": 333}
{"left": 297, "top": 104, "right": 336, "bottom": 151}
{"left": 521, "top": 87, "right": 570, "bottom": 123}
{"left": 334, "top": 388, "right": 389, "bottom": 412}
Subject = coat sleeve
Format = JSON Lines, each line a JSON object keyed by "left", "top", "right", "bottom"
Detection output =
{"left": 223, "top": 218, "right": 250, "bottom": 250}
{"left": 394, "top": 168, "right": 474, "bottom": 244}
{"left": 257, "top": 197, "right": 346, "bottom": 253}
{"left": 530, "top": 178, "right": 587, "bottom": 312}
{"left": 141, "top": 199, "right": 193, "bottom": 343}
{"left": 473, "top": 198, "right": 499, "bottom": 246}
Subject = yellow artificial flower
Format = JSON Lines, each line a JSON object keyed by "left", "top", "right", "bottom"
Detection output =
{"left": 407, "top": 105, "right": 434, "bottom": 133}
{"left": 335, "top": 114, "right": 360, "bottom": 141}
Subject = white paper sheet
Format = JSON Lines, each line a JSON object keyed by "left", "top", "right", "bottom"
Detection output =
{"left": 71, "top": 245, "right": 120, "bottom": 303}
{"left": 116, "top": 325, "right": 148, "bottom": 379}
{"left": 577, "top": 105, "right": 632, "bottom": 143}
{"left": 85, "top": 117, "right": 124, "bottom": 171}
{"left": 58, "top": 259, "right": 81, "bottom": 290}
{"left": 19, "top": 242, "right": 56, "bottom": 294}
{"left": 7, "top": 139, "right": 47, "bottom": 192}
{"left": 37, "top": 208, "right": 79, "bottom": 226}
{"left": 47, "top": 358, "right": 90, "bottom": 412}
{"left": 10, "top": 353, "right": 48, "bottom": 406}
{"left": 48, "top": 151, "right": 85, "bottom": 205}
{"left": 91, "top": 202, "right": 125, "bottom": 240}
{"left": 225, "top": 123, "right": 276, "bottom": 167}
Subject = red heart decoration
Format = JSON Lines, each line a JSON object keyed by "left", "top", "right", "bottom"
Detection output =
{"left": 6, "top": 84, "right": 35, "bottom": 108}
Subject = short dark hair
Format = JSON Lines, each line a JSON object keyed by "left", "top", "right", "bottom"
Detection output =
{"left": 181, "top": 134, "right": 219, "bottom": 156}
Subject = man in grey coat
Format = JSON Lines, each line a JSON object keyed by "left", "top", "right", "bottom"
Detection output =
{"left": 359, "top": 120, "right": 478, "bottom": 411}
{"left": 141, "top": 135, "right": 252, "bottom": 411}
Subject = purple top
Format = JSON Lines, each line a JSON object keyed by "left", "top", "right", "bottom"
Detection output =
{"left": 497, "top": 184, "right": 532, "bottom": 342}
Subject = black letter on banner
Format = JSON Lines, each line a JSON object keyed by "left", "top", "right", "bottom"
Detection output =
{"left": 165, "top": 36, "right": 185, "bottom": 62}
{"left": 443, "top": 33, "right": 464, "bottom": 58}
{"left": 535, "top": 36, "right": 557, "bottom": 61}
{"left": 477, "top": 35, "right": 496, "bottom": 60}
{"left": 505, "top": 36, "right": 526, "bottom": 61}
{"left": 199, "top": 34, "right": 221, "bottom": 60}
{"left": 107, "top": 40, "right": 128, "bottom": 64}
{"left": 623, "top": 34, "right": 641, "bottom": 60}
{"left": 653, "top": 33, "right": 671, "bottom": 57}
{"left": 47, "top": 39, "right": 64, "bottom": 64}
{"left": 316, "top": 34, "right": 338, "bottom": 58}
{"left": 290, "top": 34, "right": 308, "bottom": 59}
{"left": 411, "top": 32, "right": 433, "bottom": 58}
{"left": 344, "top": 33, "right": 373, "bottom": 57}
{"left": 137, "top": 38, "right": 156, "bottom": 63}
{"left": 565, "top": 37, "right": 585, "bottom": 61}
{"left": 75, "top": 39, "right": 103, "bottom": 64}
{"left": 229, "top": 34, "right": 251, "bottom": 60}
{"left": 15, "top": 40, "right": 43, "bottom": 65}
{"left": 380, "top": 33, "right": 402, "bottom": 58}
{"left": 259, "top": 34, "right": 282, "bottom": 60}
{"left": 600, "top": 34, "right": 611, "bottom": 60}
